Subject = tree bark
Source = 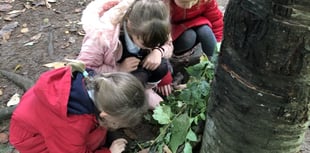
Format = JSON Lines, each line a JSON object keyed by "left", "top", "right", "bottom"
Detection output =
{"left": 200, "top": 0, "right": 310, "bottom": 153}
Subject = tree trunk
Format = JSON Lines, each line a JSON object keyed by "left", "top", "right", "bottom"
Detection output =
{"left": 200, "top": 0, "right": 310, "bottom": 153}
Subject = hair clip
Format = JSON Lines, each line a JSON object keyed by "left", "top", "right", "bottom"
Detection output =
{"left": 83, "top": 71, "right": 89, "bottom": 78}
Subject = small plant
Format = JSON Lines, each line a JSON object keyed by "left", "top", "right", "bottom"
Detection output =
{"left": 136, "top": 56, "right": 215, "bottom": 153}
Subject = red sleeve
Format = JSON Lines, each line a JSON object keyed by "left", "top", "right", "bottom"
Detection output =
{"left": 203, "top": 0, "right": 224, "bottom": 42}
{"left": 158, "top": 71, "right": 173, "bottom": 87}
{"left": 44, "top": 116, "right": 111, "bottom": 153}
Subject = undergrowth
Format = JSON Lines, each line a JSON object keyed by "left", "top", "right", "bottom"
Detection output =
{"left": 134, "top": 56, "right": 215, "bottom": 153}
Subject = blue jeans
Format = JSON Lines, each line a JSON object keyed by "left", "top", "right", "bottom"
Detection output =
{"left": 173, "top": 25, "right": 217, "bottom": 57}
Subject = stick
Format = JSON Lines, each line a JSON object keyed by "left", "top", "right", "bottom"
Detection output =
{"left": 0, "top": 69, "right": 34, "bottom": 91}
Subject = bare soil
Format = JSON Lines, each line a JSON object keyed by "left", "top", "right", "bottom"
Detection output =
{"left": 0, "top": 0, "right": 309, "bottom": 153}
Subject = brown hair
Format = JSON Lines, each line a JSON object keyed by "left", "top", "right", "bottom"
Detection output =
{"left": 91, "top": 72, "right": 147, "bottom": 127}
{"left": 125, "top": 0, "right": 171, "bottom": 48}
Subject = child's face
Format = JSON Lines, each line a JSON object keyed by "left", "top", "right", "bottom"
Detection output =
{"left": 174, "top": 0, "right": 199, "bottom": 8}
{"left": 131, "top": 34, "right": 148, "bottom": 49}
{"left": 126, "top": 21, "right": 153, "bottom": 50}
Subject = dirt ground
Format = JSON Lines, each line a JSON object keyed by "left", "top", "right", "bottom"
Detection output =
{"left": 0, "top": 0, "right": 88, "bottom": 152}
{"left": 0, "top": 0, "right": 310, "bottom": 153}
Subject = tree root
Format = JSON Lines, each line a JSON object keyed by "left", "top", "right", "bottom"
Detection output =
{"left": 0, "top": 69, "right": 34, "bottom": 91}
{"left": 0, "top": 69, "right": 35, "bottom": 120}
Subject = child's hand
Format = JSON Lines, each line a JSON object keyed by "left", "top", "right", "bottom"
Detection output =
{"left": 119, "top": 57, "right": 140, "bottom": 72}
{"left": 156, "top": 71, "right": 173, "bottom": 96}
{"left": 142, "top": 49, "right": 162, "bottom": 70}
{"left": 110, "top": 138, "right": 128, "bottom": 153}
{"left": 156, "top": 84, "right": 172, "bottom": 96}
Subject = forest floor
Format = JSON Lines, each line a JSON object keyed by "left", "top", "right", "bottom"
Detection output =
{"left": 0, "top": 0, "right": 309, "bottom": 153}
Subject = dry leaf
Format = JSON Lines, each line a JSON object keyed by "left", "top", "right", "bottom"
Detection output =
{"left": 3, "top": 12, "right": 20, "bottom": 21}
{"left": 21, "top": 27, "right": 29, "bottom": 33}
{"left": 7, "top": 93, "right": 20, "bottom": 106}
{"left": 30, "top": 33, "right": 42, "bottom": 41}
{"left": 14, "top": 64, "right": 22, "bottom": 71}
{"left": 60, "top": 42, "right": 70, "bottom": 49}
{"left": 24, "top": 41, "right": 35, "bottom": 46}
{"left": 43, "top": 62, "right": 66, "bottom": 69}
{"left": 7, "top": 8, "right": 25, "bottom": 14}
{"left": 3, "top": 15, "right": 12, "bottom": 21}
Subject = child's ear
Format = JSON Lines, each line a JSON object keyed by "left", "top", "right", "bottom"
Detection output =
{"left": 99, "top": 111, "right": 109, "bottom": 118}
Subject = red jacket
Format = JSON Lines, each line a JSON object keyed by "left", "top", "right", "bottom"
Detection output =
{"left": 9, "top": 67, "right": 111, "bottom": 153}
{"left": 170, "top": 0, "right": 224, "bottom": 42}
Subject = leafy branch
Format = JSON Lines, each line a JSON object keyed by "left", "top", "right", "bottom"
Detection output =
{"left": 138, "top": 56, "right": 215, "bottom": 153}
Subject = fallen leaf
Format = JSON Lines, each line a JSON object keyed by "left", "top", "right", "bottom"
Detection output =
{"left": 0, "top": 88, "right": 3, "bottom": 96}
{"left": 60, "top": 41, "right": 70, "bottom": 49}
{"left": 3, "top": 12, "right": 20, "bottom": 21}
{"left": 45, "top": 0, "right": 51, "bottom": 8}
{"left": 21, "top": 27, "right": 29, "bottom": 33}
{"left": 43, "top": 62, "right": 66, "bottom": 69}
{"left": 14, "top": 64, "right": 22, "bottom": 71}
{"left": 30, "top": 33, "right": 42, "bottom": 41}
{"left": 24, "top": 41, "right": 35, "bottom": 46}
{"left": 74, "top": 8, "right": 82, "bottom": 13}
{"left": 7, "top": 8, "right": 25, "bottom": 14}
{"left": 24, "top": 3, "right": 31, "bottom": 9}
{"left": 7, "top": 93, "right": 20, "bottom": 106}
{"left": 77, "top": 30, "right": 85, "bottom": 36}
{"left": 0, "top": 133, "right": 9, "bottom": 144}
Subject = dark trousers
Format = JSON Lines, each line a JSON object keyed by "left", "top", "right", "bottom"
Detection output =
{"left": 173, "top": 25, "right": 217, "bottom": 57}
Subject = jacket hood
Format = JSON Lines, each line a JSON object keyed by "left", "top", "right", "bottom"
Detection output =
{"left": 32, "top": 67, "right": 72, "bottom": 118}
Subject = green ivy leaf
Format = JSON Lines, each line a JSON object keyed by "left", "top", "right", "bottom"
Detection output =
{"left": 169, "top": 113, "right": 191, "bottom": 153}
{"left": 152, "top": 105, "right": 173, "bottom": 125}
{"left": 186, "top": 128, "right": 198, "bottom": 142}
{"left": 183, "top": 142, "right": 193, "bottom": 153}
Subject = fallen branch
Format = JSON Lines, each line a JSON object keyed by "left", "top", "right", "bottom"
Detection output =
{"left": 0, "top": 69, "right": 34, "bottom": 91}
{"left": 0, "top": 69, "right": 34, "bottom": 120}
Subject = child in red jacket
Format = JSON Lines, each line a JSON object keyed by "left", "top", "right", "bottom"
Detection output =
{"left": 9, "top": 61, "right": 147, "bottom": 153}
{"left": 170, "top": 0, "right": 224, "bottom": 60}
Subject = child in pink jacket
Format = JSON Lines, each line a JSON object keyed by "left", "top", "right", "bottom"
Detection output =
{"left": 77, "top": 0, "right": 173, "bottom": 108}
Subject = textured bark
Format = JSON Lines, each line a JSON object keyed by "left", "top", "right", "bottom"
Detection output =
{"left": 200, "top": 0, "right": 310, "bottom": 153}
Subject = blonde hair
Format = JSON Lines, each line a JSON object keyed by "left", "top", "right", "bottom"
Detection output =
{"left": 92, "top": 72, "right": 147, "bottom": 127}
{"left": 67, "top": 60, "right": 147, "bottom": 127}
{"left": 124, "top": 0, "right": 171, "bottom": 48}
